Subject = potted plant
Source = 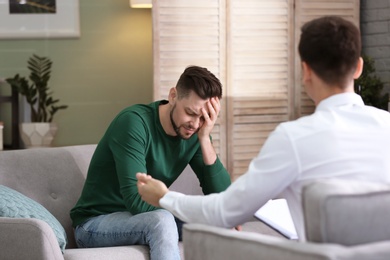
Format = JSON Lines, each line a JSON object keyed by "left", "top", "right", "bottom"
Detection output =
{"left": 5, "top": 54, "right": 68, "bottom": 148}
{"left": 354, "top": 55, "right": 389, "bottom": 111}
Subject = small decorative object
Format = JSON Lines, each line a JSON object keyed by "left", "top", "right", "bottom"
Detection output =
{"left": 388, "top": 98, "right": 390, "bottom": 113}
{"left": 6, "top": 54, "right": 68, "bottom": 148}
{"left": 0, "top": 121, "right": 3, "bottom": 150}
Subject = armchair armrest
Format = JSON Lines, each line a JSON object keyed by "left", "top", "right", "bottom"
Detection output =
{"left": 183, "top": 223, "right": 385, "bottom": 260}
{"left": 0, "top": 217, "right": 64, "bottom": 260}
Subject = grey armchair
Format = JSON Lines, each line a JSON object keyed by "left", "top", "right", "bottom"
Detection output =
{"left": 183, "top": 179, "right": 390, "bottom": 260}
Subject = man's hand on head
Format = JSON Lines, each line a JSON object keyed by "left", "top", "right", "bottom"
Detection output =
{"left": 136, "top": 173, "right": 169, "bottom": 207}
{"left": 197, "top": 97, "right": 220, "bottom": 140}
{"left": 196, "top": 97, "right": 221, "bottom": 165}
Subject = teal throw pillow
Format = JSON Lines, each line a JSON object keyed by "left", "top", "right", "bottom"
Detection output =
{"left": 0, "top": 185, "right": 67, "bottom": 253}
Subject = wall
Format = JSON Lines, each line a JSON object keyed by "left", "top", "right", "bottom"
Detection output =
{"left": 0, "top": 0, "right": 153, "bottom": 147}
{"left": 360, "top": 0, "right": 390, "bottom": 92}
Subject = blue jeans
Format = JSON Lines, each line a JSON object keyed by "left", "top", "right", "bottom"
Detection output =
{"left": 74, "top": 209, "right": 182, "bottom": 260}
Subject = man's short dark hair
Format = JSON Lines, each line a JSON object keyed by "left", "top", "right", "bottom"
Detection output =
{"left": 176, "top": 66, "right": 223, "bottom": 100}
{"left": 298, "top": 16, "right": 361, "bottom": 88}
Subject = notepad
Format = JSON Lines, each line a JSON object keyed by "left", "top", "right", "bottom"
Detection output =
{"left": 254, "top": 198, "right": 298, "bottom": 240}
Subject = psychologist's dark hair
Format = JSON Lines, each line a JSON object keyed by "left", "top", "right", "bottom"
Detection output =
{"left": 298, "top": 16, "right": 361, "bottom": 88}
{"left": 175, "top": 66, "right": 223, "bottom": 100}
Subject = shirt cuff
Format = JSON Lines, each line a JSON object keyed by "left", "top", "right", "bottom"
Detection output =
{"left": 160, "top": 191, "right": 182, "bottom": 210}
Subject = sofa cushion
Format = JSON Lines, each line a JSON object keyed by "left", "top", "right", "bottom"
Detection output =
{"left": 303, "top": 179, "right": 390, "bottom": 246}
{"left": 64, "top": 242, "right": 185, "bottom": 260}
{"left": 0, "top": 185, "right": 67, "bottom": 253}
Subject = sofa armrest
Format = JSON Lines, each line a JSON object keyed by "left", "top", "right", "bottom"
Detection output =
{"left": 0, "top": 217, "right": 64, "bottom": 260}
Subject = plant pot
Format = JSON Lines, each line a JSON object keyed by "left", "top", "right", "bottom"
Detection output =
{"left": 19, "top": 122, "right": 58, "bottom": 148}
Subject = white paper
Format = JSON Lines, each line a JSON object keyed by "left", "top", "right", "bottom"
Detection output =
{"left": 254, "top": 198, "right": 298, "bottom": 240}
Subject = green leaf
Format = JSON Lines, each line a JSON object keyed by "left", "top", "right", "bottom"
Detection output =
{"left": 4, "top": 54, "right": 68, "bottom": 122}
{"left": 354, "top": 55, "right": 389, "bottom": 110}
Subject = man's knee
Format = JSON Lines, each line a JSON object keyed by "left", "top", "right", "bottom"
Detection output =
{"left": 151, "top": 209, "right": 176, "bottom": 225}
{"left": 147, "top": 209, "right": 178, "bottom": 237}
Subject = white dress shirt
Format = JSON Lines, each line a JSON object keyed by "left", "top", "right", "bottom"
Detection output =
{"left": 160, "top": 93, "right": 390, "bottom": 240}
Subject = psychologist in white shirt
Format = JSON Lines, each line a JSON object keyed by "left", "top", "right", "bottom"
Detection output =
{"left": 136, "top": 15, "right": 390, "bottom": 241}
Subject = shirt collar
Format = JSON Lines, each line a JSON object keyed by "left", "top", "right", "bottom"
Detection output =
{"left": 315, "top": 92, "right": 364, "bottom": 111}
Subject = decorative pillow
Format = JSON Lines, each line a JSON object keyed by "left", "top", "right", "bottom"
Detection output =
{"left": 0, "top": 185, "right": 67, "bottom": 253}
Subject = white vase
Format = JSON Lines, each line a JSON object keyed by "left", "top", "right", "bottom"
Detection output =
{"left": 19, "top": 122, "right": 58, "bottom": 148}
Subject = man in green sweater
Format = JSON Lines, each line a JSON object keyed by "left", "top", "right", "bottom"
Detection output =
{"left": 70, "top": 66, "right": 231, "bottom": 259}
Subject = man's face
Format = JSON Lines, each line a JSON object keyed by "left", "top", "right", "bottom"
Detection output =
{"left": 169, "top": 91, "right": 209, "bottom": 140}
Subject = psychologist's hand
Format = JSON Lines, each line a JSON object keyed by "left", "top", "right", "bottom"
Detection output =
{"left": 136, "top": 173, "right": 169, "bottom": 207}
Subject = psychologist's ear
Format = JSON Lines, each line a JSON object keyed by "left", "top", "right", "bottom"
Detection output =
{"left": 301, "top": 62, "right": 312, "bottom": 85}
{"left": 353, "top": 57, "right": 364, "bottom": 79}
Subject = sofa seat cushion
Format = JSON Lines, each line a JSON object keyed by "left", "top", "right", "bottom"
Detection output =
{"left": 64, "top": 242, "right": 184, "bottom": 260}
{"left": 64, "top": 246, "right": 149, "bottom": 260}
{"left": 0, "top": 185, "right": 67, "bottom": 252}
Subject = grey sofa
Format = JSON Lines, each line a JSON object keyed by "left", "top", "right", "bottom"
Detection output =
{"left": 0, "top": 145, "right": 282, "bottom": 260}
{"left": 183, "top": 179, "right": 390, "bottom": 260}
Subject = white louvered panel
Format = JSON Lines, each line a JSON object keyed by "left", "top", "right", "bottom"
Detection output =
{"left": 152, "top": 0, "right": 360, "bottom": 180}
{"left": 227, "top": 0, "right": 293, "bottom": 178}
{"left": 154, "top": 0, "right": 224, "bottom": 100}
{"left": 153, "top": 0, "right": 227, "bottom": 164}
{"left": 296, "top": 0, "right": 360, "bottom": 24}
{"left": 231, "top": 98, "right": 288, "bottom": 178}
{"left": 293, "top": 0, "right": 360, "bottom": 118}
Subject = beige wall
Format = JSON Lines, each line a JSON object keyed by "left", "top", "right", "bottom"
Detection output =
{"left": 0, "top": 1, "right": 153, "bottom": 147}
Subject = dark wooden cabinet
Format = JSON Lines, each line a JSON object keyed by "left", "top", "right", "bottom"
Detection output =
{"left": 0, "top": 88, "right": 20, "bottom": 149}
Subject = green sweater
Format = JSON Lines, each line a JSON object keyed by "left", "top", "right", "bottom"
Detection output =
{"left": 70, "top": 100, "right": 231, "bottom": 227}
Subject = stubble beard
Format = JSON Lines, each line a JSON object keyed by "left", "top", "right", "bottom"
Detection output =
{"left": 170, "top": 105, "right": 199, "bottom": 140}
